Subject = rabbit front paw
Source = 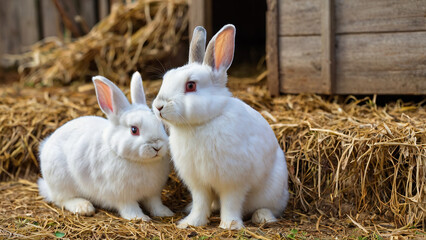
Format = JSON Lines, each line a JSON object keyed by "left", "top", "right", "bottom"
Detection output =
{"left": 251, "top": 208, "right": 276, "bottom": 224}
{"left": 219, "top": 218, "right": 244, "bottom": 230}
{"left": 118, "top": 203, "right": 151, "bottom": 221}
{"left": 177, "top": 214, "right": 209, "bottom": 229}
{"left": 143, "top": 196, "right": 174, "bottom": 217}
{"left": 63, "top": 198, "right": 95, "bottom": 216}
{"left": 121, "top": 211, "right": 151, "bottom": 221}
{"left": 152, "top": 205, "right": 174, "bottom": 217}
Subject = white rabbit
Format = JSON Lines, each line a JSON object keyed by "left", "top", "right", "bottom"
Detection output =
{"left": 38, "top": 72, "right": 174, "bottom": 221}
{"left": 152, "top": 25, "right": 289, "bottom": 229}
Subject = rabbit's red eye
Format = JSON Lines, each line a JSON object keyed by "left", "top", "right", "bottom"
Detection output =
{"left": 185, "top": 81, "right": 196, "bottom": 93}
{"left": 130, "top": 126, "right": 140, "bottom": 136}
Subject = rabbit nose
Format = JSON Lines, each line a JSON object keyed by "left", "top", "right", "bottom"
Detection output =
{"left": 156, "top": 105, "right": 163, "bottom": 111}
{"left": 153, "top": 146, "right": 161, "bottom": 152}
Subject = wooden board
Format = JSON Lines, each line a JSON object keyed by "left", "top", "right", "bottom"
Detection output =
{"left": 41, "top": 0, "right": 60, "bottom": 37}
{"left": 188, "top": 0, "right": 212, "bottom": 39}
{"left": 279, "top": 32, "right": 426, "bottom": 94}
{"left": 335, "top": 0, "right": 426, "bottom": 34}
{"left": 79, "top": 0, "right": 97, "bottom": 31}
{"left": 98, "top": 0, "right": 110, "bottom": 19}
{"left": 0, "top": 1, "right": 14, "bottom": 58}
{"left": 279, "top": 0, "right": 426, "bottom": 36}
{"left": 17, "top": 0, "right": 39, "bottom": 51}
{"left": 0, "top": 0, "right": 104, "bottom": 67}
{"left": 320, "top": 0, "right": 335, "bottom": 94}
{"left": 335, "top": 32, "right": 426, "bottom": 94}
{"left": 279, "top": 0, "right": 320, "bottom": 36}
{"left": 266, "top": 0, "right": 280, "bottom": 96}
{"left": 0, "top": 0, "right": 39, "bottom": 55}
{"left": 279, "top": 36, "right": 322, "bottom": 93}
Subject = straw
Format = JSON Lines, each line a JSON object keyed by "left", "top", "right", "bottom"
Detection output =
{"left": 17, "top": 0, "right": 188, "bottom": 86}
{"left": 0, "top": 78, "right": 424, "bottom": 238}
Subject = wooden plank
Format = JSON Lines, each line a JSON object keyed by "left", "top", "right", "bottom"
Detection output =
{"left": 189, "top": 0, "right": 203, "bottom": 38}
{"left": 0, "top": 1, "right": 14, "bottom": 56}
{"left": 41, "top": 0, "right": 60, "bottom": 37}
{"left": 335, "top": 0, "right": 426, "bottom": 34}
{"left": 17, "top": 0, "right": 40, "bottom": 51}
{"left": 0, "top": 0, "right": 39, "bottom": 56}
{"left": 335, "top": 32, "right": 426, "bottom": 94}
{"left": 204, "top": 0, "right": 213, "bottom": 40}
{"left": 79, "top": 0, "right": 97, "bottom": 30}
{"left": 279, "top": 0, "right": 320, "bottom": 36}
{"left": 0, "top": 1, "right": 13, "bottom": 66}
{"left": 320, "top": 0, "right": 335, "bottom": 94}
{"left": 188, "top": 0, "right": 212, "bottom": 39}
{"left": 98, "top": 0, "right": 109, "bottom": 20}
{"left": 279, "top": 36, "right": 322, "bottom": 93}
{"left": 279, "top": 32, "right": 426, "bottom": 94}
{"left": 266, "top": 0, "right": 280, "bottom": 96}
{"left": 279, "top": 0, "right": 426, "bottom": 36}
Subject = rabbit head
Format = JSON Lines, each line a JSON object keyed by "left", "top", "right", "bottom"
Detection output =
{"left": 152, "top": 25, "right": 236, "bottom": 126}
{"left": 93, "top": 72, "right": 168, "bottom": 163}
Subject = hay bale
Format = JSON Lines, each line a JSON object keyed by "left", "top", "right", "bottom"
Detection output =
{"left": 233, "top": 85, "right": 425, "bottom": 229}
{"left": 17, "top": 0, "right": 188, "bottom": 86}
{"left": 1, "top": 80, "right": 424, "bottom": 231}
{"left": 0, "top": 87, "right": 100, "bottom": 180}
{"left": 1, "top": 0, "right": 424, "bottom": 229}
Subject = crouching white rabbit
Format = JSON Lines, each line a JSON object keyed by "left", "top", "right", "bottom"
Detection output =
{"left": 152, "top": 25, "right": 289, "bottom": 229}
{"left": 38, "top": 72, "right": 174, "bottom": 221}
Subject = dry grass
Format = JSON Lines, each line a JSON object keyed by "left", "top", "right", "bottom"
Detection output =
{"left": 2, "top": 178, "right": 418, "bottom": 240}
{"left": 16, "top": 0, "right": 188, "bottom": 86}
{"left": 232, "top": 83, "right": 425, "bottom": 230}
{"left": 0, "top": 0, "right": 424, "bottom": 237}
{"left": 0, "top": 78, "right": 425, "bottom": 239}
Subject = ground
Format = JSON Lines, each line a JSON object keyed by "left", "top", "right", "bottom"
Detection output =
{"left": 0, "top": 180, "right": 380, "bottom": 239}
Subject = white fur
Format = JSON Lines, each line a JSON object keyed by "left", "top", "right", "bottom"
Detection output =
{"left": 38, "top": 72, "right": 174, "bottom": 220}
{"left": 152, "top": 25, "right": 289, "bottom": 229}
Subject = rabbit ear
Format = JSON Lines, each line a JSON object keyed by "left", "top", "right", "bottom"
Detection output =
{"left": 92, "top": 76, "right": 130, "bottom": 117}
{"left": 203, "top": 24, "right": 235, "bottom": 72}
{"left": 130, "top": 71, "right": 146, "bottom": 105}
{"left": 189, "top": 26, "right": 207, "bottom": 64}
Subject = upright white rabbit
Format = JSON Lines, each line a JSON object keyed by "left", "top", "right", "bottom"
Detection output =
{"left": 152, "top": 25, "right": 289, "bottom": 229}
{"left": 38, "top": 72, "right": 174, "bottom": 221}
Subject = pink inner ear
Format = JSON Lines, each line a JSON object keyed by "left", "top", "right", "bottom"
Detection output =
{"left": 214, "top": 27, "right": 235, "bottom": 70}
{"left": 94, "top": 79, "right": 113, "bottom": 113}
